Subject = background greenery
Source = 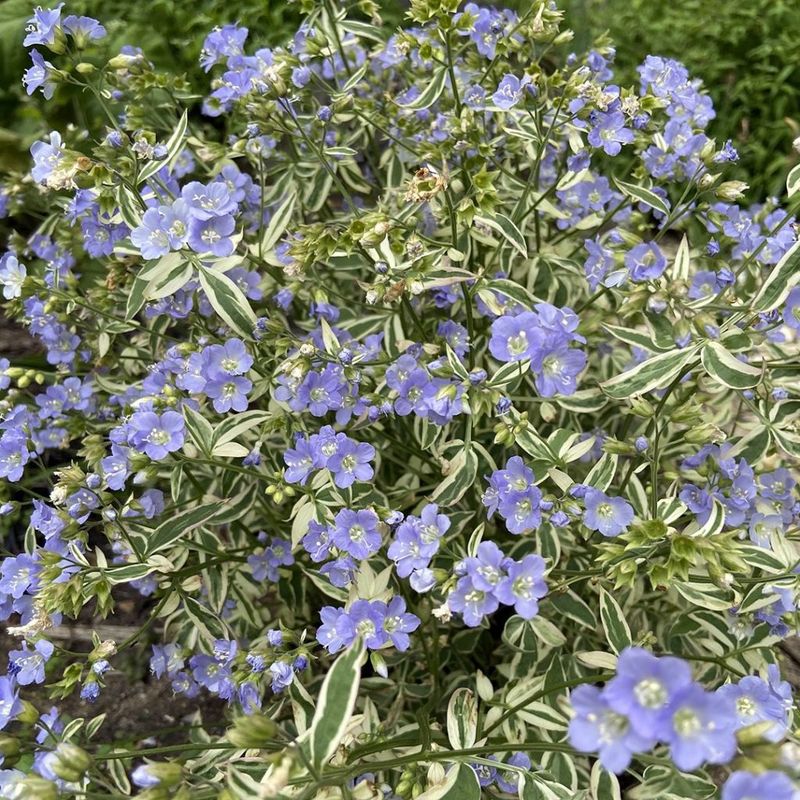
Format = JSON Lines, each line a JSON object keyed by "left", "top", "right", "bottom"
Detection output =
{"left": 0, "top": 0, "right": 798, "bottom": 198}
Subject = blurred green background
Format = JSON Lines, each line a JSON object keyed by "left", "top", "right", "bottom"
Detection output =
{"left": 1, "top": 0, "right": 798, "bottom": 198}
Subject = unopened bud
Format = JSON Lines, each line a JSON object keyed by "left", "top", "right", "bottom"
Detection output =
{"left": 227, "top": 713, "right": 277, "bottom": 749}
{"left": 49, "top": 743, "right": 92, "bottom": 782}
{"left": 716, "top": 180, "right": 748, "bottom": 202}
{"left": 11, "top": 775, "right": 58, "bottom": 800}
{"left": 684, "top": 422, "right": 725, "bottom": 444}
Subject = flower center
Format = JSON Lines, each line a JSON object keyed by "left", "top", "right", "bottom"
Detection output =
{"left": 634, "top": 677, "right": 667, "bottom": 709}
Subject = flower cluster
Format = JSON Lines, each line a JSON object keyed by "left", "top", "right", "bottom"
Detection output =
{"left": 569, "top": 647, "right": 793, "bottom": 780}
{"left": 0, "top": 0, "right": 796, "bottom": 797}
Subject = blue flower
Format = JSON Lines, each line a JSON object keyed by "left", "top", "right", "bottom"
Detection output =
{"left": 535, "top": 346, "right": 586, "bottom": 397}
{"left": 349, "top": 599, "right": 389, "bottom": 650}
{"left": 22, "top": 49, "right": 56, "bottom": 99}
{"left": 131, "top": 200, "right": 191, "bottom": 260}
{"left": 387, "top": 503, "right": 447, "bottom": 579}
{"left": 722, "top": 771, "right": 797, "bottom": 800}
{"left": 320, "top": 555, "right": 357, "bottom": 588}
{"left": 495, "top": 554, "right": 547, "bottom": 619}
{"left": 0, "top": 254, "right": 26, "bottom": 300}
{"left": 495, "top": 752, "right": 531, "bottom": 794}
{"left": 491, "top": 74, "right": 531, "bottom": 110}
{"left": 382, "top": 596, "right": 420, "bottom": 651}
{"left": 150, "top": 643, "right": 184, "bottom": 679}
{"left": 128, "top": 410, "right": 185, "bottom": 460}
{"left": 716, "top": 675, "right": 790, "bottom": 742}
{"left": 317, "top": 606, "right": 356, "bottom": 653}
{"left": 23, "top": 4, "right": 64, "bottom": 49}
{"left": 200, "top": 24, "right": 248, "bottom": 72}
{"left": 131, "top": 765, "right": 161, "bottom": 789}
{"left": 782, "top": 287, "right": 800, "bottom": 330}
{"left": 188, "top": 214, "right": 236, "bottom": 256}
{"left": 568, "top": 684, "right": 653, "bottom": 773}
{"left": 0, "top": 431, "right": 31, "bottom": 483}
{"left": 602, "top": 647, "right": 693, "bottom": 737}
{"left": 326, "top": 437, "right": 375, "bottom": 489}
{"left": 182, "top": 181, "right": 237, "bottom": 220}
{"left": 205, "top": 375, "right": 251, "bottom": 413}
{"left": 583, "top": 488, "right": 634, "bottom": 537}
{"left": 63, "top": 15, "right": 106, "bottom": 46}
{"left": 30, "top": 131, "right": 65, "bottom": 185}
{"left": 331, "top": 508, "right": 381, "bottom": 560}
{"left": 662, "top": 683, "right": 737, "bottom": 771}
{"left": 588, "top": 110, "right": 635, "bottom": 156}
{"left": 101, "top": 444, "right": 131, "bottom": 491}
{"left": 269, "top": 661, "right": 294, "bottom": 692}
{"left": 0, "top": 677, "right": 23, "bottom": 730}
{"left": 8, "top": 639, "right": 54, "bottom": 685}
{"left": 0, "top": 553, "right": 41, "bottom": 600}
{"left": 625, "top": 242, "right": 667, "bottom": 282}
{"left": 448, "top": 575, "right": 499, "bottom": 627}
{"left": 489, "top": 312, "right": 542, "bottom": 362}
{"left": 284, "top": 436, "right": 318, "bottom": 485}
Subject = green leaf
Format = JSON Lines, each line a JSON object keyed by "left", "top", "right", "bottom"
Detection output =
{"left": 750, "top": 238, "right": 800, "bottom": 313}
{"left": 787, "top": 163, "right": 800, "bottom": 198}
{"left": 671, "top": 234, "right": 690, "bottom": 281}
{"left": 530, "top": 615, "right": 567, "bottom": 648}
{"left": 138, "top": 110, "right": 188, "bottom": 185}
{"left": 446, "top": 688, "right": 477, "bottom": 749}
{"left": 397, "top": 66, "right": 447, "bottom": 109}
{"left": 555, "top": 389, "right": 608, "bottom": 414}
{"left": 145, "top": 499, "right": 228, "bottom": 556}
{"left": 601, "top": 347, "right": 698, "bottom": 400}
{"left": 198, "top": 265, "right": 258, "bottom": 339}
{"left": 590, "top": 761, "right": 621, "bottom": 800}
{"left": 430, "top": 446, "right": 479, "bottom": 507}
{"left": 474, "top": 213, "right": 528, "bottom": 257}
{"left": 258, "top": 192, "right": 296, "bottom": 254}
{"left": 602, "top": 324, "right": 667, "bottom": 353}
{"left": 484, "top": 277, "right": 537, "bottom": 310}
{"left": 683, "top": 495, "right": 726, "bottom": 538}
{"left": 701, "top": 341, "right": 762, "bottom": 390}
{"left": 145, "top": 501, "right": 226, "bottom": 555}
{"left": 416, "top": 765, "right": 481, "bottom": 800}
{"left": 672, "top": 581, "right": 732, "bottom": 611}
{"left": 125, "top": 252, "right": 187, "bottom": 320}
{"left": 585, "top": 453, "right": 618, "bottom": 493}
{"left": 211, "top": 410, "right": 271, "bottom": 450}
{"left": 182, "top": 594, "right": 226, "bottom": 641}
{"left": 521, "top": 774, "right": 575, "bottom": 800}
{"left": 549, "top": 591, "right": 597, "bottom": 629}
{"left": 103, "top": 563, "right": 157, "bottom": 586}
{"left": 115, "top": 184, "right": 144, "bottom": 229}
{"left": 488, "top": 359, "right": 529, "bottom": 390}
{"left": 301, "top": 641, "right": 366, "bottom": 772}
{"left": 183, "top": 404, "right": 214, "bottom": 456}
{"left": 612, "top": 177, "right": 670, "bottom": 216}
{"left": 599, "top": 588, "right": 632, "bottom": 654}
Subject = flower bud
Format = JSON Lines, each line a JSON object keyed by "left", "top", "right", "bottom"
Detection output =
{"left": 49, "top": 742, "right": 92, "bottom": 782}
{"left": 602, "top": 438, "right": 636, "bottom": 455}
{"left": 684, "top": 423, "right": 726, "bottom": 445}
{"left": 716, "top": 180, "right": 749, "bottom": 202}
{"left": 0, "top": 736, "right": 20, "bottom": 766}
{"left": 539, "top": 401, "right": 557, "bottom": 422}
{"left": 696, "top": 173, "right": 716, "bottom": 191}
{"left": 227, "top": 712, "right": 278, "bottom": 749}
{"left": 11, "top": 776, "right": 58, "bottom": 800}
{"left": 75, "top": 62, "right": 96, "bottom": 74}
{"left": 17, "top": 700, "right": 40, "bottom": 724}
